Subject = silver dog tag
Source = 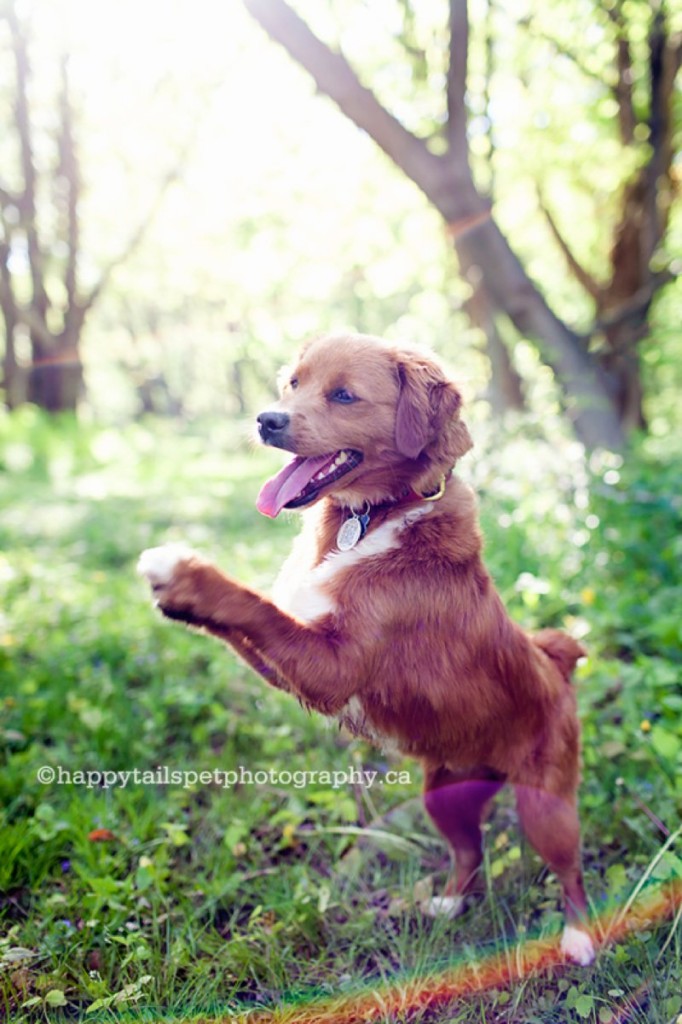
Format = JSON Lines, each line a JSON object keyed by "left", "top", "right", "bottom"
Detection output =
{"left": 337, "top": 512, "right": 369, "bottom": 551}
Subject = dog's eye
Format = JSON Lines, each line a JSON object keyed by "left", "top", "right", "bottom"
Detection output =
{"left": 289, "top": 377, "right": 299, "bottom": 390}
{"left": 330, "top": 387, "right": 358, "bottom": 405}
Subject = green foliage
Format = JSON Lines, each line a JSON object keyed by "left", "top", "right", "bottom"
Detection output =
{"left": 0, "top": 414, "right": 680, "bottom": 1022}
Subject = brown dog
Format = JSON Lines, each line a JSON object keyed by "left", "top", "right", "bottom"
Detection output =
{"left": 138, "top": 332, "right": 595, "bottom": 965}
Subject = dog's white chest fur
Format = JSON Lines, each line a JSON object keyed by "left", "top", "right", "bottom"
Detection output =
{"left": 272, "top": 504, "right": 430, "bottom": 757}
{"left": 272, "top": 505, "right": 431, "bottom": 624}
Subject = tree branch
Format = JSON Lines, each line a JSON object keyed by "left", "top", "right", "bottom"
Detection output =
{"left": 242, "top": 0, "right": 466, "bottom": 216}
{"left": 614, "top": 34, "right": 636, "bottom": 146}
{"left": 482, "top": 0, "right": 496, "bottom": 197}
{"left": 536, "top": 189, "right": 603, "bottom": 301}
{"left": 12, "top": 302, "right": 55, "bottom": 348}
{"left": 7, "top": 3, "right": 51, "bottom": 337}
{"left": 81, "top": 164, "right": 181, "bottom": 314}
{"left": 0, "top": 234, "right": 20, "bottom": 402}
{"left": 0, "top": 237, "right": 17, "bottom": 330}
{"left": 674, "top": 31, "right": 682, "bottom": 75}
{"left": 446, "top": 0, "right": 469, "bottom": 164}
{"left": 521, "top": 16, "right": 635, "bottom": 145}
{"left": 522, "top": 23, "right": 609, "bottom": 88}
{"left": 645, "top": 7, "right": 679, "bottom": 249}
{"left": 58, "top": 55, "right": 80, "bottom": 322}
{"left": 589, "top": 269, "right": 675, "bottom": 347}
{"left": 0, "top": 216, "right": 49, "bottom": 357}
{"left": 0, "top": 183, "right": 20, "bottom": 210}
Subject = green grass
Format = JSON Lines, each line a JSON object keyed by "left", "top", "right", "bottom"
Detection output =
{"left": 0, "top": 409, "right": 681, "bottom": 1023}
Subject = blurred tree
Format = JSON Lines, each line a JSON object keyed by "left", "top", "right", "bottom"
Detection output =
{"left": 531, "top": 1, "right": 680, "bottom": 433}
{"left": 0, "top": 3, "right": 182, "bottom": 412}
{"left": 244, "top": 0, "right": 681, "bottom": 449}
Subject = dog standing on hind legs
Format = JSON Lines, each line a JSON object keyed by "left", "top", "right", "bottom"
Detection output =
{"left": 138, "top": 331, "right": 595, "bottom": 966}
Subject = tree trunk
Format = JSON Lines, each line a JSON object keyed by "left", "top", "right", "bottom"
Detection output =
{"left": 1, "top": 332, "right": 27, "bottom": 411}
{"left": 602, "top": 345, "right": 646, "bottom": 433}
{"left": 27, "top": 362, "right": 83, "bottom": 412}
{"left": 593, "top": 170, "right": 659, "bottom": 433}
{"left": 26, "top": 335, "right": 83, "bottom": 412}
{"left": 598, "top": 309, "right": 649, "bottom": 433}
{"left": 448, "top": 213, "right": 624, "bottom": 449}
{"left": 0, "top": 239, "right": 25, "bottom": 409}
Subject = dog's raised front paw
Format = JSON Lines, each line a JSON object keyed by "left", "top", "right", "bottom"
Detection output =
{"left": 137, "top": 544, "right": 208, "bottom": 625}
{"left": 137, "top": 543, "right": 196, "bottom": 592}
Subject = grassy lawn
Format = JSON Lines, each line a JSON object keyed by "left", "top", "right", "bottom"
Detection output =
{"left": 0, "top": 410, "right": 681, "bottom": 1023}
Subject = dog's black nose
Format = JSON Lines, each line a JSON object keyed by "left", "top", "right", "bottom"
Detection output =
{"left": 257, "top": 410, "right": 290, "bottom": 443}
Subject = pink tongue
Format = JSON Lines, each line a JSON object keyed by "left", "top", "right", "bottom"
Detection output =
{"left": 256, "top": 454, "right": 333, "bottom": 518}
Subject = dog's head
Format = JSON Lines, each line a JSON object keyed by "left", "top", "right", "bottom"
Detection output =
{"left": 256, "top": 333, "right": 472, "bottom": 517}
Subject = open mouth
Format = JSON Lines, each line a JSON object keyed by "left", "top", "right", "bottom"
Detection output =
{"left": 256, "top": 449, "right": 363, "bottom": 518}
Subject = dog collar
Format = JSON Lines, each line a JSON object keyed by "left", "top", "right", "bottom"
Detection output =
{"left": 336, "top": 474, "right": 447, "bottom": 551}
{"left": 411, "top": 474, "right": 447, "bottom": 502}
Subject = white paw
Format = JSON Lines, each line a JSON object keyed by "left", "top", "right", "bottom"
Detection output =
{"left": 421, "top": 894, "right": 466, "bottom": 920}
{"left": 137, "top": 544, "right": 195, "bottom": 589}
{"left": 560, "top": 925, "right": 596, "bottom": 966}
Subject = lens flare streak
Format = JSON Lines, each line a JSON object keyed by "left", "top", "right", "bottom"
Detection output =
{"left": 230, "top": 879, "right": 681, "bottom": 1024}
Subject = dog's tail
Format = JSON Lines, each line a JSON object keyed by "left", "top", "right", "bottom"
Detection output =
{"left": 533, "top": 629, "right": 586, "bottom": 682}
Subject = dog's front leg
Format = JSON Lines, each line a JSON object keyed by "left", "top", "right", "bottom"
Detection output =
{"left": 138, "top": 544, "right": 357, "bottom": 715}
{"left": 209, "top": 626, "right": 294, "bottom": 694}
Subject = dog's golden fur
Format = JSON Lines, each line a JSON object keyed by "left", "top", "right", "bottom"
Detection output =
{"left": 139, "top": 332, "right": 595, "bottom": 964}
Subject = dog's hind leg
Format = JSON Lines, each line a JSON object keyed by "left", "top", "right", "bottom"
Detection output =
{"left": 514, "top": 783, "right": 595, "bottom": 965}
{"left": 422, "top": 764, "right": 504, "bottom": 919}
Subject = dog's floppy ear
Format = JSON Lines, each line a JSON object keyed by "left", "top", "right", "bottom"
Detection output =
{"left": 395, "top": 357, "right": 472, "bottom": 461}
{"left": 395, "top": 361, "right": 432, "bottom": 459}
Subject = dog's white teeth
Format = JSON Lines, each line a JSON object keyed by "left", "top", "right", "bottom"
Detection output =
{"left": 312, "top": 452, "right": 351, "bottom": 484}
